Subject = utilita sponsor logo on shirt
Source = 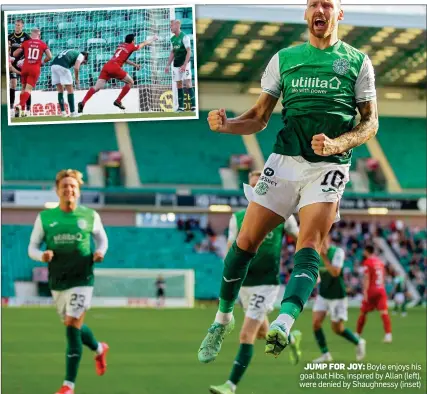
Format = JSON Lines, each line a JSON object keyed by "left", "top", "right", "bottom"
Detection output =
{"left": 291, "top": 76, "right": 341, "bottom": 94}
{"left": 53, "top": 233, "right": 83, "bottom": 244}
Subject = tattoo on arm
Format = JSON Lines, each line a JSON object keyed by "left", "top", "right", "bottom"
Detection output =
{"left": 333, "top": 100, "right": 379, "bottom": 154}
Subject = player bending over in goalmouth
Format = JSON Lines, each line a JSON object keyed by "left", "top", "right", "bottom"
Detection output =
{"left": 198, "top": 0, "right": 379, "bottom": 363}
{"left": 28, "top": 169, "right": 109, "bottom": 394}
{"left": 312, "top": 234, "right": 366, "bottom": 363}
{"left": 78, "top": 33, "right": 158, "bottom": 113}
{"left": 13, "top": 27, "right": 52, "bottom": 118}
{"left": 51, "top": 49, "right": 89, "bottom": 117}
{"left": 209, "top": 171, "right": 302, "bottom": 394}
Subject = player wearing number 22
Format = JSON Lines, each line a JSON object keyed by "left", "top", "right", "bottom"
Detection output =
{"left": 12, "top": 27, "right": 52, "bottom": 118}
{"left": 209, "top": 171, "right": 302, "bottom": 394}
{"left": 78, "top": 33, "right": 158, "bottom": 113}
{"left": 198, "top": 0, "right": 379, "bottom": 363}
{"left": 356, "top": 245, "right": 392, "bottom": 343}
{"left": 28, "top": 169, "right": 109, "bottom": 394}
{"left": 312, "top": 234, "right": 366, "bottom": 363}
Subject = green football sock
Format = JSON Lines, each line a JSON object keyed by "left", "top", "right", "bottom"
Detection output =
{"left": 185, "top": 87, "right": 195, "bottom": 108}
{"left": 219, "top": 241, "right": 255, "bottom": 313}
{"left": 402, "top": 299, "right": 408, "bottom": 313}
{"left": 279, "top": 248, "right": 320, "bottom": 319}
{"left": 340, "top": 328, "right": 359, "bottom": 345}
{"left": 314, "top": 328, "right": 329, "bottom": 354}
{"left": 58, "top": 92, "right": 65, "bottom": 112}
{"left": 68, "top": 93, "right": 75, "bottom": 113}
{"left": 228, "top": 344, "right": 254, "bottom": 385}
{"left": 81, "top": 324, "right": 99, "bottom": 351}
{"left": 177, "top": 88, "right": 184, "bottom": 109}
{"left": 65, "top": 326, "right": 82, "bottom": 383}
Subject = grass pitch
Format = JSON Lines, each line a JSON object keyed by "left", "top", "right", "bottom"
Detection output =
{"left": 10, "top": 111, "right": 196, "bottom": 124}
{"left": 2, "top": 307, "right": 426, "bottom": 394}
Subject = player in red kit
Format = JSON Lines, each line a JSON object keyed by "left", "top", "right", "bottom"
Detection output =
{"left": 78, "top": 33, "right": 158, "bottom": 113}
{"left": 356, "top": 245, "right": 392, "bottom": 343}
{"left": 12, "top": 28, "right": 52, "bottom": 117}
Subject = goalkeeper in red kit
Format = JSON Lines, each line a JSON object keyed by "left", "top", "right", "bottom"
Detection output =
{"left": 356, "top": 245, "right": 392, "bottom": 343}
{"left": 13, "top": 27, "right": 52, "bottom": 117}
{"left": 78, "top": 33, "right": 158, "bottom": 113}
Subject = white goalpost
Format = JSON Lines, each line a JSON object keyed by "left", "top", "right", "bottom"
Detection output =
{"left": 93, "top": 269, "right": 195, "bottom": 308}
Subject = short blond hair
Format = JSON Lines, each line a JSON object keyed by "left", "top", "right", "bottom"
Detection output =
{"left": 249, "top": 170, "right": 262, "bottom": 178}
{"left": 171, "top": 19, "right": 181, "bottom": 26}
{"left": 55, "top": 169, "right": 84, "bottom": 187}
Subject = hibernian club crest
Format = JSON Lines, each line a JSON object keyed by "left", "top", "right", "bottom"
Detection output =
{"left": 333, "top": 58, "right": 350, "bottom": 75}
{"left": 254, "top": 181, "right": 269, "bottom": 196}
{"left": 77, "top": 219, "right": 88, "bottom": 230}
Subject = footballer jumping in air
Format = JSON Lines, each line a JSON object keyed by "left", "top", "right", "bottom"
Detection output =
{"left": 8, "top": 18, "right": 31, "bottom": 115}
{"left": 78, "top": 34, "right": 158, "bottom": 113}
{"left": 28, "top": 169, "right": 109, "bottom": 394}
{"left": 312, "top": 235, "right": 366, "bottom": 363}
{"left": 356, "top": 245, "right": 392, "bottom": 343}
{"left": 51, "top": 49, "right": 89, "bottom": 117}
{"left": 165, "top": 20, "right": 196, "bottom": 112}
{"left": 209, "top": 171, "right": 302, "bottom": 394}
{"left": 199, "top": 0, "right": 378, "bottom": 362}
{"left": 13, "top": 28, "right": 52, "bottom": 118}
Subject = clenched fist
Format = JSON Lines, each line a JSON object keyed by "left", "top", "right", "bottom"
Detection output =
{"left": 207, "top": 109, "right": 228, "bottom": 132}
{"left": 42, "top": 250, "right": 54, "bottom": 263}
{"left": 93, "top": 251, "right": 104, "bottom": 262}
{"left": 311, "top": 133, "right": 339, "bottom": 156}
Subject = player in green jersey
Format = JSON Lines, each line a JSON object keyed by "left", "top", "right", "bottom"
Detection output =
{"left": 209, "top": 171, "right": 302, "bottom": 394}
{"left": 392, "top": 275, "right": 408, "bottom": 317}
{"left": 165, "top": 20, "right": 196, "bottom": 112}
{"left": 28, "top": 169, "right": 109, "bottom": 394}
{"left": 312, "top": 235, "right": 365, "bottom": 362}
{"left": 51, "top": 49, "right": 89, "bottom": 117}
{"left": 199, "top": 0, "right": 378, "bottom": 362}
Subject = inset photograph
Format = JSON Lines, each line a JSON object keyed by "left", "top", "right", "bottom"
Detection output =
{"left": 5, "top": 5, "right": 197, "bottom": 125}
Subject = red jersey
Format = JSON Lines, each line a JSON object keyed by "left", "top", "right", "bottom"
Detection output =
{"left": 21, "top": 39, "right": 48, "bottom": 67}
{"left": 363, "top": 256, "right": 386, "bottom": 292}
{"left": 109, "top": 42, "right": 139, "bottom": 67}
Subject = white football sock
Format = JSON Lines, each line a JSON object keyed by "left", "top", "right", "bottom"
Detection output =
{"left": 63, "top": 381, "right": 75, "bottom": 390}
{"left": 215, "top": 311, "right": 233, "bottom": 324}
{"left": 226, "top": 380, "right": 237, "bottom": 392}
{"left": 275, "top": 314, "right": 296, "bottom": 333}
{"left": 96, "top": 342, "right": 104, "bottom": 355}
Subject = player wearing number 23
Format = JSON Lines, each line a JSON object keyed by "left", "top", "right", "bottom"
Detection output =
{"left": 28, "top": 169, "right": 109, "bottom": 394}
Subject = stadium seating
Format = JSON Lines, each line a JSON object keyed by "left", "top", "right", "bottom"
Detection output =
{"left": 376, "top": 117, "right": 426, "bottom": 189}
{"left": 1, "top": 106, "right": 118, "bottom": 182}
{"left": 7, "top": 8, "right": 195, "bottom": 91}
{"left": 1, "top": 225, "right": 222, "bottom": 299}
{"left": 129, "top": 111, "right": 248, "bottom": 185}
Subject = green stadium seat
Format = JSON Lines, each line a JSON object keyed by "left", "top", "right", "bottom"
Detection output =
{"left": 97, "top": 20, "right": 118, "bottom": 30}
{"left": 129, "top": 111, "right": 247, "bottom": 185}
{"left": 376, "top": 117, "right": 426, "bottom": 189}
{"left": 57, "top": 22, "right": 78, "bottom": 32}
{"left": 1, "top": 105, "right": 118, "bottom": 181}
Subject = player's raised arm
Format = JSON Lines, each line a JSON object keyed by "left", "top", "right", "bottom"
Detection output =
{"left": 208, "top": 53, "right": 280, "bottom": 135}
{"left": 137, "top": 35, "right": 158, "bottom": 50}
{"left": 92, "top": 212, "right": 108, "bottom": 262}
{"left": 28, "top": 214, "right": 53, "bottom": 262}
{"left": 312, "top": 56, "right": 379, "bottom": 156}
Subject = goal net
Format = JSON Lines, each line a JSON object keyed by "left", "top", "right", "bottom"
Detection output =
{"left": 93, "top": 269, "right": 195, "bottom": 308}
{"left": 6, "top": 7, "right": 175, "bottom": 116}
